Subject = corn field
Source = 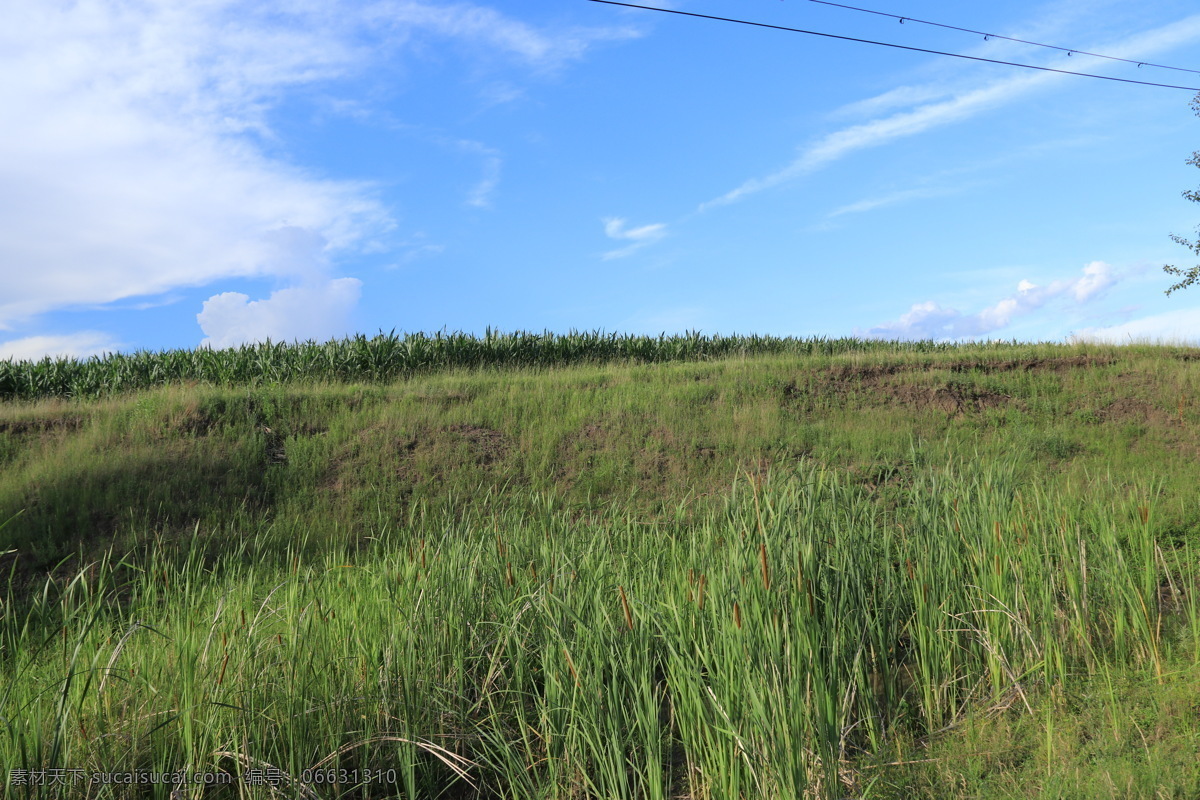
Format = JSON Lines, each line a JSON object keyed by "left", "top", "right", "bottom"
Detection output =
{"left": 0, "top": 329, "right": 1010, "bottom": 402}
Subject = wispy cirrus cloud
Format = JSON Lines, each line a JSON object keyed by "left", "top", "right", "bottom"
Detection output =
{"left": 368, "top": 0, "right": 640, "bottom": 69}
{"left": 601, "top": 217, "right": 667, "bottom": 260}
{"left": 699, "top": 13, "right": 1200, "bottom": 212}
{"left": 857, "top": 261, "right": 1118, "bottom": 340}
{"left": 455, "top": 139, "right": 503, "bottom": 208}
{"left": 828, "top": 186, "right": 962, "bottom": 218}
{"left": 700, "top": 68, "right": 1056, "bottom": 212}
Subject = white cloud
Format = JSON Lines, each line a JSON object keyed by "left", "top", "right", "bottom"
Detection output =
{"left": 827, "top": 84, "right": 958, "bottom": 121}
{"left": 1071, "top": 260, "right": 1115, "bottom": 302}
{"left": 699, "top": 13, "right": 1200, "bottom": 211}
{"left": 392, "top": 244, "right": 446, "bottom": 268}
{"left": 601, "top": 217, "right": 667, "bottom": 259}
{"left": 467, "top": 156, "right": 502, "bottom": 207}
{"left": 454, "top": 140, "right": 503, "bottom": 208}
{"left": 197, "top": 278, "right": 363, "bottom": 349}
{"left": 1068, "top": 307, "right": 1200, "bottom": 346}
{"left": 0, "top": 0, "right": 630, "bottom": 341}
{"left": 827, "top": 186, "right": 960, "bottom": 218}
{"left": 0, "top": 332, "right": 125, "bottom": 362}
{"left": 367, "top": 1, "right": 640, "bottom": 69}
{"left": 0, "top": 1, "right": 391, "bottom": 334}
{"left": 858, "top": 261, "right": 1118, "bottom": 340}
{"left": 700, "top": 72, "right": 1050, "bottom": 211}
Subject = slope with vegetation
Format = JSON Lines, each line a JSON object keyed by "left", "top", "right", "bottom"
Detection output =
{"left": 1, "top": 331, "right": 1198, "bottom": 799}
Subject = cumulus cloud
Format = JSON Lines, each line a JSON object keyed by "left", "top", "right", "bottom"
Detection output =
{"left": 857, "top": 261, "right": 1117, "bottom": 340}
{"left": 197, "top": 278, "right": 363, "bottom": 349}
{"left": 0, "top": 1, "right": 391, "bottom": 334}
{"left": 0, "top": 332, "right": 125, "bottom": 362}
{"left": 0, "top": 0, "right": 633, "bottom": 343}
{"left": 601, "top": 217, "right": 667, "bottom": 260}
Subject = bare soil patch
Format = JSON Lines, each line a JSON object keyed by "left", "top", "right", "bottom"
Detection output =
{"left": 886, "top": 382, "right": 1015, "bottom": 417}
{"left": 445, "top": 423, "right": 510, "bottom": 465}
{"left": 1097, "top": 396, "right": 1164, "bottom": 424}
{"left": 786, "top": 369, "right": 1018, "bottom": 418}
{"left": 171, "top": 405, "right": 222, "bottom": 437}
{"left": 942, "top": 354, "right": 1116, "bottom": 374}
{"left": 0, "top": 415, "right": 85, "bottom": 435}
{"left": 816, "top": 354, "right": 1115, "bottom": 386}
{"left": 781, "top": 356, "right": 1117, "bottom": 418}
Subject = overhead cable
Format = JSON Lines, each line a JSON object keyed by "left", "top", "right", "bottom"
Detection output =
{"left": 805, "top": 0, "right": 1200, "bottom": 76}
{"left": 585, "top": 0, "right": 1200, "bottom": 92}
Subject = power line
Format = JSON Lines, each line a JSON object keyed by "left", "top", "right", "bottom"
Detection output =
{"left": 585, "top": 0, "right": 1200, "bottom": 92}
{"left": 805, "top": 0, "right": 1200, "bottom": 76}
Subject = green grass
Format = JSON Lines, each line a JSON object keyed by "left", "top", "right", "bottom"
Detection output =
{"left": 2, "top": 333, "right": 1199, "bottom": 798}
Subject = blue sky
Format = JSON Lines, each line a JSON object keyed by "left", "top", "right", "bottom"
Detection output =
{"left": 5, "top": 0, "right": 1200, "bottom": 361}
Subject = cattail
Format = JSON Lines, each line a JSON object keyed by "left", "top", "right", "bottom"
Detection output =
{"left": 1139, "top": 505, "right": 1150, "bottom": 525}
{"left": 760, "top": 542, "right": 770, "bottom": 591}
{"left": 619, "top": 586, "right": 634, "bottom": 630}
{"left": 733, "top": 601, "right": 742, "bottom": 629}
{"left": 697, "top": 574, "right": 706, "bottom": 609}
{"left": 506, "top": 562, "right": 513, "bottom": 587}
{"left": 216, "top": 651, "right": 230, "bottom": 686}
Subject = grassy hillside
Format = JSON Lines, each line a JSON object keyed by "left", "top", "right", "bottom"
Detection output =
{"left": 2, "top": 334, "right": 1198, "bottom": 799}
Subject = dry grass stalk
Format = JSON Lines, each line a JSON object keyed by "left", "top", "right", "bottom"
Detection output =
{"left": 619, "top": 585, "right": 634, "bottom": 630}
